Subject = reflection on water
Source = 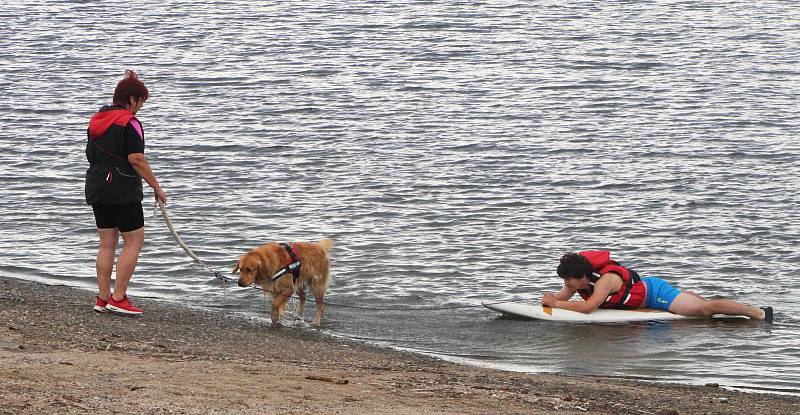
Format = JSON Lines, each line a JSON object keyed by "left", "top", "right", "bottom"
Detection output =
{"left": 1, "top": 0, "right": 799, "bottom": 393}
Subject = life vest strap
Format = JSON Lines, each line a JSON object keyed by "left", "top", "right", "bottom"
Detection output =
{"left": 582, "top": 266, "right": 642, "bottom": 309}
{"left": 611, "top": 269, "right": 640, "bottom": 308}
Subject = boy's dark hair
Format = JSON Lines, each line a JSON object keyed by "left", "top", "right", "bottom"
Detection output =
{"left": 557, "top": 252, "right": 592, "bottom": 279}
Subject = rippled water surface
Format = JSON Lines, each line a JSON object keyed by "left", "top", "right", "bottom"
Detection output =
{"left": 1, "top": 0, "right": 799, "bottom": 393}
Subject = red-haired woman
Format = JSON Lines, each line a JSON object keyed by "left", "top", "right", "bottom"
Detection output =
{"left": 85, "top": 69, "right": 167, "bottom": 315}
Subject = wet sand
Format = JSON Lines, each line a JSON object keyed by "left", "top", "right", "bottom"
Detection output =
{"left": 1, "top": 276, "right": 797, "bottom": 414}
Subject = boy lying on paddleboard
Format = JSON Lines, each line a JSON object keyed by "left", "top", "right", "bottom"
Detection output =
{"left": 542, "top": 251, "right": 772, "bottom": 322}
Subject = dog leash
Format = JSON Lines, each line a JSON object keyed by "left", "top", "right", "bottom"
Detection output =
{"left": 153, "top": 199, "right": 235, "bottom": 285}
{"left": 153, "top": 199, "right": 530, "bottom": 311}
{"left": 152, "top": 200, "right": 312, "bottom": 294}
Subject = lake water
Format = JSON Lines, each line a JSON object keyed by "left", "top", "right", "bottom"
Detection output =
{"left": 1, "top": 0, "right": 798, "bottom": 394}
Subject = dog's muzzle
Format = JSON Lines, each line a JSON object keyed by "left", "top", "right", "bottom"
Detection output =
{"left": 237, "top": 279, "right": 249, "bottom": 288}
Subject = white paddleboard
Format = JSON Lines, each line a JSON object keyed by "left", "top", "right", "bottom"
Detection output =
{"left": 482, "top": 301, "right": 691, "bottom": 323}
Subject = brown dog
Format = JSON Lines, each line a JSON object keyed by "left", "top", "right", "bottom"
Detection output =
{"left": 233, "top": 239, "right": 333, "bottom": 326}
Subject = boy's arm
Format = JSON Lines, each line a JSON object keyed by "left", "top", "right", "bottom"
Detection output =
{"left": 541, "top": 285, "right": 576, "bottom": 307}
{"left": 553, "top": 285, "right": 576, "bottom": 301}
{"left": 543, "top": 274, "right": 620, "bottom": 314}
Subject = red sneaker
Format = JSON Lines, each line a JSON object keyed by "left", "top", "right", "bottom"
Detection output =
{"left": 106, "top": 295, "right": 143, "bottom": 316}
{"left": 93, "top": 296, "right": 108, "bottom": 313}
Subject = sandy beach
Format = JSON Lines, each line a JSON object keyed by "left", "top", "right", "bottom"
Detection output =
{"left": 1, "top": 276, "right": 797, "bottom": 415}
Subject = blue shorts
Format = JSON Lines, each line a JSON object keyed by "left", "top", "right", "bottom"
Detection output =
{"left": 642, "top": 277, "right": 681, "bottom": 311}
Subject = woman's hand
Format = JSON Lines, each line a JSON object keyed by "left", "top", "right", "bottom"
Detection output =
{"left": 154, "top": 187, "right": 167, "bottom": 205}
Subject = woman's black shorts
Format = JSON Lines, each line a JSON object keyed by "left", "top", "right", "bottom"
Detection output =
{"left": 91, "top": 202, "right": 144, "bottom": 233}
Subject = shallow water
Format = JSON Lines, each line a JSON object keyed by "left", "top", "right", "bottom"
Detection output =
{"left": 1, "top": 0, "right": 799, "bottom": 393}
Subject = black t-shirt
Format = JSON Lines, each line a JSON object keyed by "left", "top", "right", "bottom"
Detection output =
{"left": 124, "top": 119, "right": 145, "bottom": 156}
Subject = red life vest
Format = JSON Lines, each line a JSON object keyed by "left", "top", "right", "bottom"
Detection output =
{"left": 88, "top": 108, "right": 136, "bottom": 140}
{"left": 576, "top": 250, "right": 646, "bottom": 309}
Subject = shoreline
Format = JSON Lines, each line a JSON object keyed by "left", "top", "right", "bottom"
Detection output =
{"left": 1, "top": 276, "right": 797, "bottom": 414}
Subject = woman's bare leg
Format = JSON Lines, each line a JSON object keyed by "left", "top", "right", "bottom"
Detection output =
{"left": 113, "top": 227, "right": 144, "bottom": 301}
{"left": 96, "top": 228, "right": 119, "bottom": 301}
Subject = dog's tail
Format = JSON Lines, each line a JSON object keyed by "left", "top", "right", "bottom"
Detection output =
{"left": 318, "top": 238, "right": 334, "bottom": 253}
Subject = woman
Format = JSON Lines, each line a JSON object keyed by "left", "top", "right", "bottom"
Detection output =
{"left": 85, "top": 69, "right": 167, "bottom": 315}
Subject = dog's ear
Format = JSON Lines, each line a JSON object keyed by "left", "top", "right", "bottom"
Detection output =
{"left": 231, "top": 258, "right": 241, "bottom": 273}
{"left": 256, "top": 256, "right": 269, "bottom": 279}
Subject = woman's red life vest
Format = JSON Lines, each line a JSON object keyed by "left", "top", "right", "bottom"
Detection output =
{"left": 88, "top": 109, "right": 136, "bottom": 140}
{"left": 576, "top": 250, "right": 646, "bottom": 309}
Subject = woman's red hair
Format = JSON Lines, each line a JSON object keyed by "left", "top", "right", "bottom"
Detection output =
{"left": 113, "top": 69, "right": 149, "bottom": 106}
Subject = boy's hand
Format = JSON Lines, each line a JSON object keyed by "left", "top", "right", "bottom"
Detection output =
{"left": 541, "top": 292, "right": 558, "bottom": 307}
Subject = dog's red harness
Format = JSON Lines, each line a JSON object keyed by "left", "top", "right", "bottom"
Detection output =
{"left": 269, "top": 243, "right": 301, "bottom": 284}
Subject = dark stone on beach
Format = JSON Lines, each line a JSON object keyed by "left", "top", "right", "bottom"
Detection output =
{"left": 3, "top": 276, "right": 800, "bottom": 415}
{"left": 705, "top": 383, "right": 719, "bottom": 388}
